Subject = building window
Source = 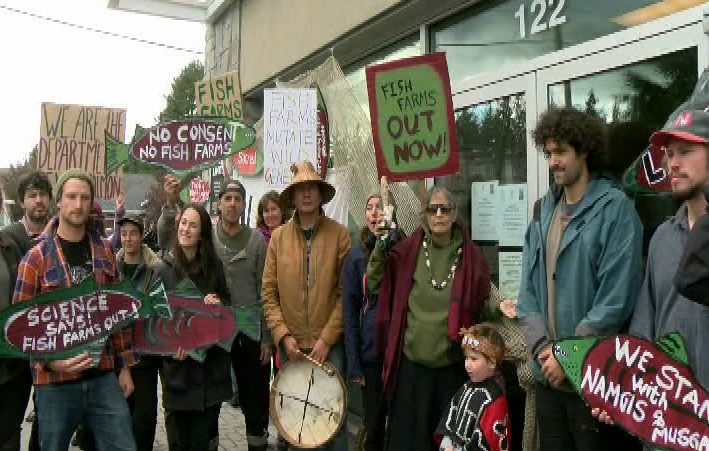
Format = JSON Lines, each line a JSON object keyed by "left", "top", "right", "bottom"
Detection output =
{"left": 431, "top": 0, "right": 682, "bottom": 89}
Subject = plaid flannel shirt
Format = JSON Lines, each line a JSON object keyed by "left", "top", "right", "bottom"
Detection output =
{"left": 13, "top": 228, "right": 136, "bottom": 385}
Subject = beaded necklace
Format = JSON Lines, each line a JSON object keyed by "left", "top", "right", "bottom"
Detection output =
{"left": 422, "top": 238, "right": 462, "bottom": 290}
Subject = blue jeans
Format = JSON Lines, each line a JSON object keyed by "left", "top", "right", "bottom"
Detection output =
{"left": 279, "top": 341, "right": 349, "bottom": 451}
{"left": 35, "top": 372, "right": 136, "bottom": 451}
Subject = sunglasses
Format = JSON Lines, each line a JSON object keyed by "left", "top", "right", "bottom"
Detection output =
{"left": 425, "top": 204, "right": 453, "bottom": 215}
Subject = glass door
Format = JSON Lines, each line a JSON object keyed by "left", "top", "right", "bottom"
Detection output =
{"left": 536, "top": 18, "right": 706, "bottom": 251}
{"left": 445, "top": 73, "right": 537, "bottom": 284}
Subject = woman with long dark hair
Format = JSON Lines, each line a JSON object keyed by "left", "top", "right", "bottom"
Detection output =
{"left": 343, "top": 193, "right": 402, "bottom": 451}
{"left": 160, "top": 203, "right": 232, "bottom": 451}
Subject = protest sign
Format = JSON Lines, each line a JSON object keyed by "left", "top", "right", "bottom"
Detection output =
{"left": 105, "top": 118, "right": 255, "bottom": 179}
{"left": 232, "top": 146, "right": 257, "bottom": 175}
{"left": 133, "top": 278, "right": 237, "bottom": 362}
{"left": 554, "top": 333, "right": 709, "bottom": 451}
{"left": 190, "top": 177, "right": 210, "bottom": 204}
{"left": 0, "top": 277, "right": 169, "bottom": 361}
{"left": 263, "top": 88, "right": 317, "bottom": 188}
{"left": 37, "top": 103, "right": 126, "bottom": 200}
{"left": 366, "top": 52, "right": 459, "bottom": 182}
{"left": 195, "top": 71, "right": 244, "bottom": 120}
{"left": 133, "top": 295, "right": 237, "bottom": 362}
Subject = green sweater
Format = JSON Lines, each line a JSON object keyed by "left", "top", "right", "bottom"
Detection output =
{"left": 367, "top": 229, "right": 463, "bottom": 367}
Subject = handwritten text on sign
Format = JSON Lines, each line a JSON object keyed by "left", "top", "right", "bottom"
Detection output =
{"left": 190, "top": 177, "right": 210, "bottom": 204}
{"left": 195, "top": 71, "right": 243, "bottom": 120}
{"left": 37, "top": 103, "right": 125, "bottom": 200}
{"left": 366, "top": 53, "right": 459, "bottom": 182}
{"left": 576, "top": 336, "right": 709, "bottom": 450}
{"left": 7, "top": 293, "right": 139, "bottom": 354}
{"left": 263, "top": 89, "right": 317, "bottom": 188}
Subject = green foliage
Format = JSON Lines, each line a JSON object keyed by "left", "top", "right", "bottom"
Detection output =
{"left": 1, "top": 146, "right": 38, "bottom": 220}
{"left": 124, "top": 61, "right": 205, "bottom": 175}
{"left": 158, "top": 60, "right": 205, "bottom": 123}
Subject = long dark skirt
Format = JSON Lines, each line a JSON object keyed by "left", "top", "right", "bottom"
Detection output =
{"left": 384, "top": 356, "right": 467, "bottom": 451}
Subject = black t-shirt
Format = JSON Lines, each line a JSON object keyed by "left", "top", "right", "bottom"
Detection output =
{"left": 58, "top": 236, "right": 93, "bottom": 285}
{"left": 123, "top": 263, "right": 139, "bottom": 280}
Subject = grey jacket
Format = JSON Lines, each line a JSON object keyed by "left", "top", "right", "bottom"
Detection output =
{"left": 630, "top": 205, "right": 709, "bottom": 389}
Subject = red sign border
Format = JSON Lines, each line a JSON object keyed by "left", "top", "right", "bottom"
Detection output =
{"left": 365, "top": 52, "right": 460, "bottom": 182}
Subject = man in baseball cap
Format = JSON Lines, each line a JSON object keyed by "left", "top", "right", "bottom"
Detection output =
{"left": 596, "top": 105, "right": 709, "bottom": 428}
{"left": 650, "top": 106, "right": 709, "bottom": 149}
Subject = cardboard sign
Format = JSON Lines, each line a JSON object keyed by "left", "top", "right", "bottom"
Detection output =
{"left": 105, "top": 118, "right": 255, "bottom": 179}
{"left": 0, "top": 277, "right": 169, "bottom": 360}
{"left": 195, "top": 71, "right": 244, "bottom": 121}
{"left": 366, "top": 53, "right": 459, "bottom": 182}
{"left": 263, "top": 88, "right": 317, "bottom": 188}
{"left": 553, "top": 333, "right": 709, "bottom": 450}
{"left": 37, "top": 103, "right": 126, "bottom": 200}
{"left": 190, "top": 177, "right": 210, "bottom": 204}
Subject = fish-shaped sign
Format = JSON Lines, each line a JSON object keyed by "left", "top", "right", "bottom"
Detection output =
{"left": 132, "top": 278, "right": 237, "bottom": 362}
{"left": 553, "top": 333, "right": 709, "bottom": 451}
{"left": 0, "top": 277, "right": 170, "bottom": 361}
{"left": 133, "top": 295, "right": 237, "bottom": 362}
{"left": 105, "top": 117, "right": 256, "bottom": 178}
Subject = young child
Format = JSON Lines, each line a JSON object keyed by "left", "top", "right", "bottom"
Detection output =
{"left": 437, "top": 323, "right": 511, "bottom": 451}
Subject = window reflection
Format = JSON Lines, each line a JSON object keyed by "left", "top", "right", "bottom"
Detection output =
{"left": 547, "top": 47, "right": 697, "bottom": 252}
{"left": 438, "top": 93, "right": 527, "bottom": 280}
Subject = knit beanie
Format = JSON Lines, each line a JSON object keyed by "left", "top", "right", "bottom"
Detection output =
{"left": 55, "top": 168, "right": 95, "bottom": 201}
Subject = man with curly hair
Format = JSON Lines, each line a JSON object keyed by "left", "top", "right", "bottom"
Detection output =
{"left": 517, "top": 107, "right": 643, "bottom": 450}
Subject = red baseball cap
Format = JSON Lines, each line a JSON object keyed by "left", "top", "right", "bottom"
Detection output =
{"left": 650, "top": 109, "right": 709, "bottom": 149}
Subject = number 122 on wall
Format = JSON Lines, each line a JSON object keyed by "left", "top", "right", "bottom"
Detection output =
{"left": 514, "top": 0, "right": 567, "bottom": 39}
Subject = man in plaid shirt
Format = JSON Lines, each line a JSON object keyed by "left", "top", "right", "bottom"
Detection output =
{"left": 13, "top": 169, "right": 137, "bottom": 451}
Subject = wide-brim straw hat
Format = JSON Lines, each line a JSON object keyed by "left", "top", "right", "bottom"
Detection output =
{"left": 280, "top": 161, "right": 336, "bottom": 209}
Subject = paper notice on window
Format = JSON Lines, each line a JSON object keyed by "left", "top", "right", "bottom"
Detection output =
{"left": 499, "top": 184, "right": 528, "bottom": 247}
{"left": 471, "top": 181, "right": 499, "bottom": 241}
{"left": 499, "top": 252, "right": 523, "bottom": 300}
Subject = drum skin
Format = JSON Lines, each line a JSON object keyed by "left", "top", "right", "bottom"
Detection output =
{"left": 270, "top": 359, "right": 348, "bottom": 448}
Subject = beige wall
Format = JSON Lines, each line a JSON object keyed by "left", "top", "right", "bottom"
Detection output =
{"left": 239, "top": 0, "right": 406, "bottom": 91}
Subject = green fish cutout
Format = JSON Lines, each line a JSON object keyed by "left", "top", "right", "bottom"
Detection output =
{"left": 105, "top": 116, "right": 256, "bottom": 179}
{"left": 553, "top": 333, "right": 709, "bottom": 451}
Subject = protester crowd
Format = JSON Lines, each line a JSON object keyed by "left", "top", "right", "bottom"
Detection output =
{"left": 1, "top": 105, "right": 709, "bottom": 451}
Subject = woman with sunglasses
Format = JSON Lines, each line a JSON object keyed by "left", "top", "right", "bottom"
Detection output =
{"left": 367, "top": 186, "right": 491, "bottom": 451}
{"left": 159, "top": 203, "right": 233, "bottom": 451}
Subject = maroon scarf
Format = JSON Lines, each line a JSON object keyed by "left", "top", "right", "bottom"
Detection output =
{"left": 375, "top": 224, "right": 490, "bottom": 398}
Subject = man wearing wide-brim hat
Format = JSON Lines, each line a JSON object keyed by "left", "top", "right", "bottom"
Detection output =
{"left": 262, "top": 161, "right": 351, "bottom": 450}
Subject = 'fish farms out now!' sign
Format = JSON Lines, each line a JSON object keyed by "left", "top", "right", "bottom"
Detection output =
{"left": 366, "top": 52, "right": 459, "bottom": 182}
{"left": 553, "top": 333, "right": 709, "bottom": 451}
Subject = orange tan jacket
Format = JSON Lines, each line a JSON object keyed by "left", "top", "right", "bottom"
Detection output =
{"left": 262, "top": 214, "right": 351, "bottom": 349}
